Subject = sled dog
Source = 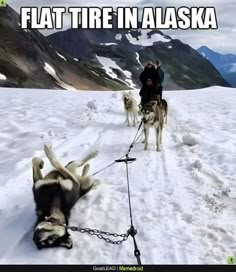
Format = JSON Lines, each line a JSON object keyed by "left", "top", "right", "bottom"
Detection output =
{"left": 122, "top": 92, "right": 139, "bottom": 127}
{"left": 32, "top": 145, "right": 98, "bottom": 249}
{"left": 141, "top": 98, "right": 164, "bottom": 151}
{"left": 153, "top": 95, "right": 168, "bottom": 125}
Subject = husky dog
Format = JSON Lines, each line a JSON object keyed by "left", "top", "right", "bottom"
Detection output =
{"left": 153, "top": 95, "right": 168, "bottom": 125}
{"left": 32, "top": 145, "right": 98, "bottom": 249}
{"left": 162, "top": 99, "right": 168, "bottom": 124}
{"left": 122, "top": 92, "right": 139, "bottom": 127}
{"left": 141, "top": 99, "right": 164, "bottom": 151}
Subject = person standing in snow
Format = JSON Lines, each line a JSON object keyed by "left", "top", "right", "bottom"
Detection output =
{"left": 139, "top": 61, "right": 158, "bottom": 104}
{"left": 155, "top": 60, "right": 164, "bottom": 99}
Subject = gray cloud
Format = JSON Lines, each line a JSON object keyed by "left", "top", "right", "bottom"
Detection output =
{"left": 8, "top": 0, "right": 236, "bottom": 54}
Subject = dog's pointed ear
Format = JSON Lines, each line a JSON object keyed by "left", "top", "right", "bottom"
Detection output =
{"left": 151, "top": 101, "right": 158, "bottom": 108}
{"left": 59, "top": 236, "right": 73, "bottom": 249}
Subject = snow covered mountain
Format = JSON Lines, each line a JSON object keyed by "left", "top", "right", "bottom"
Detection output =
{"left": 0, "top": 5, "right": 230, "bottom": 90}
{"left": 197, "top": 46, "right": 236, "bottom": 87}
{"left": 48, "top": 20, "right": 230, "bottom": 90}
{"left": 0, "top": 86, "right": 235, "bottom": 264}
{"left": 0, "top": 6, "right": 127, "bottom": 90}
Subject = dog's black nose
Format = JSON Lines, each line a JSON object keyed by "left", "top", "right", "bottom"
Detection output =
{"left": 36, "top": 244, "right": 43, "bottom": 250}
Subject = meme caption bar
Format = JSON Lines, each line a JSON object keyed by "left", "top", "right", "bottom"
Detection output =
{"left": 20, "top": 7, "right": 218, "bottom": 30}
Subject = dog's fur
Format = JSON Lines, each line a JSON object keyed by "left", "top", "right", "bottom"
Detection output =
{"left": 160, "top": 98, "right": 168, "bottom": 125}
{"left": 151, "top": 94, "right": 168, "bottom": 125}
{"left": 141, "top": 97, "right": 165, "bottom": 151}
{"left": 32, "top": 145, "right": 98, "bottom": 249}
{"left": 122, "top": 92, "right": 139, "bottom": 127}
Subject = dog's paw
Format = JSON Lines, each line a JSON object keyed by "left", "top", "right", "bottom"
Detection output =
{"left": 44, "top": 144, "right": 53, "bottom": 157}
{"left": 32, "top": 157, "right": 44, "bottom": 169}
{"left": 156, "top": 147, "right": 161, "bottom": 152}
{"left": 44, "top": 145, "right": 57, "bottom": 165}
{"left": 59, "top": 236, "right": 73, "bottom": 249}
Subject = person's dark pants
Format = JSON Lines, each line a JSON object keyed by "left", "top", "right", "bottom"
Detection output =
{"left": 139, "top": 86, "right": 149, "bottom": 105}
{"left": 157, "top": 86, "right": 163, "bottom": 99}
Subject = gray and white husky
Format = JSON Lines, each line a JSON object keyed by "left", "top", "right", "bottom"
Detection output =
{"left": 32, "top": 145, "right": 98, "bottom": 249}
{"left": 141, "top": 99, "right": 165, "bottom": 151}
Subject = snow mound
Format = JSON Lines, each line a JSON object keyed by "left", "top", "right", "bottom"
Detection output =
{"left": 182, "top": 134, "right": 199, "bottom": 146}
{"left": 192, "top": 160, "right": 203, "bottom": 171}
{"left": 73, "top": 58, "right": 79, "bottom": 62}
{"left": 0, "top": 73, "right": 7, "bottom": 81}
{"left": 87, "top": 101, "right": 97, "bottom": 110}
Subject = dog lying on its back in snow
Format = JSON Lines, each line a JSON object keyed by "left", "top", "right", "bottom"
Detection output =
{"left": 32, "top": 145, "right": 98, "bottom": 249}
{"left": 122, "top": 92, "right": 139, "bottom": 127}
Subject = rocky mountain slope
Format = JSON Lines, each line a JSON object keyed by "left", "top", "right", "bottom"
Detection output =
{"left": 48, "top": 20, "right": 230, "bottom": 90}
{"left": 0, "top": 6, "right": 126, "bottom": 90}
{"left": 198, "top": 46, "right": 236, "bottom": 87}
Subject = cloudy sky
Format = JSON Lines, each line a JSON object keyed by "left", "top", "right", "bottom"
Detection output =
{"left": 9, "top": 0, "right": 236, "bottom": 54}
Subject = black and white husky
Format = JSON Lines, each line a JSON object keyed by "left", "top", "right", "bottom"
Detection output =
{"left": 32, "top": 145, "right": 98, "bottom": 249}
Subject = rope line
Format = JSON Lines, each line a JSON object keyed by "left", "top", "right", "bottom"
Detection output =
{"left": 92, "top": 120, "right": 143, "bottom": 177}
{"left": 65, "top": 120, "right": 144, "bottom": 265}
{"left": 125, "top": 157, "right": 134, "bottom": 226}
{"left": 92, "top": 154, "right": 126, "bottom": 176}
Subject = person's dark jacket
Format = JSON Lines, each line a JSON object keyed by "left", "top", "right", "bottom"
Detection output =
{"left": 156, "top": 67, "right": 164, "bottom": 87}
{"left": 139, "top": 66, "right": 158, "bottom": 87}
{"left": 139, "top": 84, "right": 158, "bottom": 104}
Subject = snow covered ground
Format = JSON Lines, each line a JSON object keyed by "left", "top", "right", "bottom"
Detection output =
{"left": 0, "top": 86, "right": 235, "bottom": 264}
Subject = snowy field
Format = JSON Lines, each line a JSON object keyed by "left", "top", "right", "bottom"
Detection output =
{"left": 0, "top": 86, "right": 235, "bottom": 264}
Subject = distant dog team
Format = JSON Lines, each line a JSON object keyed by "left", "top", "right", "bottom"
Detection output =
{"left": 122, "top": 92, "right": 168, "bottom": 151}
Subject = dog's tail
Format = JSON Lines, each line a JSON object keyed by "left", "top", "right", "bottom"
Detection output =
{"left": 82, "top": 150, "right": 99, "bottom": 164}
